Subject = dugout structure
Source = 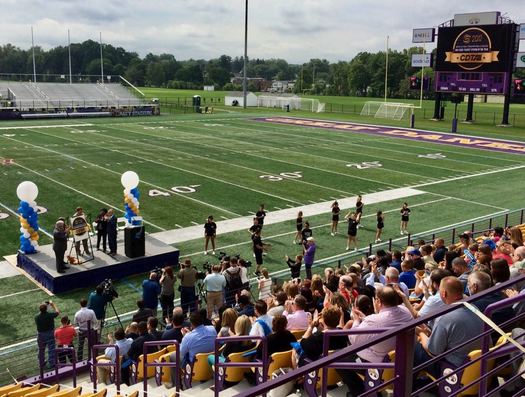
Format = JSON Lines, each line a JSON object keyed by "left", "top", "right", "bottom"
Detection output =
{"left": 0, "top": 75, "right": 160, "bottom": 120}
{"left": 257, "top": 95, "right": 325, "bottom": 113}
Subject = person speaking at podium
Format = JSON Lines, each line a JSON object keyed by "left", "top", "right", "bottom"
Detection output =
{"left": 72, "top": 207, "right": 91, "bottom": 256}
{"left": 53, "top": 218, "right": 70, "bottom": 273}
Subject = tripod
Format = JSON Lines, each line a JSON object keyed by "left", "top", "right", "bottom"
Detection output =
{"left": 101, "top": 300, "right": 123, "bottom": 331}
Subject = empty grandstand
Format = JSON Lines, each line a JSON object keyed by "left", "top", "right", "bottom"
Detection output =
{"left": 0, "top": 78, "right": 158, "bottom": 119}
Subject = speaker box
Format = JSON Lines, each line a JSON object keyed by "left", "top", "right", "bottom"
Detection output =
{"left": 124, "top": 226, "right": 145, "bottom": 258}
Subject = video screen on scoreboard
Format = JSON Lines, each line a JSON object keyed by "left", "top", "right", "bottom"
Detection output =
{"left": 435, "top": 24, "right": 515, "bottom": 73}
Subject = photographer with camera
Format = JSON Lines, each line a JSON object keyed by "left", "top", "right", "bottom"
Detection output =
{"left": 74, "top": 298, "right": 98, "bottom": 361}
{"left": 35, "top": 300, "right": 60, "bottom": 369}
{"left": 178, "top": 258, "right": 198, "bottom": 315}
{"left": 159, "top": 266, "right": 176, "bottom": 322}
{"left": 142, "top": 271, "right": 161, "bottom": 317}
{"left": 88, "top": 284, "right": 112, "bottom": 324}
{"left": 203, "top": 264, "right": 226, "bottom": 319}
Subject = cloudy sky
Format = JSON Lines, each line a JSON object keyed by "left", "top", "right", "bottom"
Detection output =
{"left": 2, "top": 0, "right": 524, "bottom": 63}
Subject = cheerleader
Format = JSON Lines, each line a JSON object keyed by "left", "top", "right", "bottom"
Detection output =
{"left": 400, "top": 202, "right": 411, "bottom": 235}
{"left": 330, "top": 201, "right": 340, "bottom": 236}
{"left": 375, "top": 210, "right": 384, "bottom": 243}
{"left": 355, "top": 195, "right": 364, "bottom": 228}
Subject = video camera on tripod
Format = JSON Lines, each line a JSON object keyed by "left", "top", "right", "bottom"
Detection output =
{"left": 197, "top": 261, "right": 212, "bottom": 280}
{"left": 99, "top": 279, "right": 118, "bottom": 300}
{"left": 218, "top": 252, "right": 252, "bottom": 267}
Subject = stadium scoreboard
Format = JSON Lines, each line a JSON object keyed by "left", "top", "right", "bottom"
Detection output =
{"left": 434, "top": 23, "right": 519, "bottom": 94}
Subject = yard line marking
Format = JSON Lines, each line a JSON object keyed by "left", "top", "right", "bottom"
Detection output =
{"left": 0, "top": 288, "right": 40, "bottom": 300}
{"left": 44, "top": 127, "right": 306, "bottom": 207}
{"left": 100, "top": 124, "right": 358, "bottom": 197}
{"left": 411, "top": 163, "right": 525, "bottom": 188}
{"left": 180, "top": 123, "right": 399, "bottom": 187}
{"left": 152, "top": 187, "right": 426, "bottom": 245}
{"left": 177, "top": 196, "right": 452, "bottom": 256}
{"left": 222, "top": 120, "right": 469, "bottom": 175}
{"left": 308, "top": 200, "right": 317, "bottom": 204}
{"left": 220, "top": 216, "right": 229, "bottom": 220}
{"left": 428, "top": 192, "right": 507, "bottom": 211}
{"left": 191, "top": 221, "right": 200, "bottom": 226}
{"left": 0, "top": 123, "right": 93, "bottom": 130}
{"left": 125, "top": 123, "right": 396, "bottom": 188}
{"left": 247, "top": 117, "right": 525, "bottom": 165}
{"left": 3, "top": 131, "right": 242, "bottom": 218}
{"left": 273, "top": 207, "right": 283, "bottom": 210}
{"left": 175, "top": 224, "right": 183, "bottom": 228}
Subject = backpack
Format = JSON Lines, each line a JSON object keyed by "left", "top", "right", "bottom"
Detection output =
{"left": 225, "top": 268, "right": 243, "bottom": 291}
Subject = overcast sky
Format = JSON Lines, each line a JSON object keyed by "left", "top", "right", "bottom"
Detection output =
{"left": 2, "top": 0, "right": 524, "bottom": 63}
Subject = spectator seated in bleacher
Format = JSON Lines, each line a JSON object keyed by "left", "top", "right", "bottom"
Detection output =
{"left": 267, "top": 291, "right": 288, "bottom": 317}
{"left": 125, "top": 322, "right": 139, "bottom": 340}
{"left": 451, "top": 257, "right": 471, "bottom": 294}
{"left": 161, "top": 312, "right": 185, "bottom": 343}
{"left": 256, "top": 315, "right": 296, "bottom": 360}
{"left": 433, "top": 239, "right": 448, "bottom": 264}
{"left": 283, "top": 294, "right": 310, "bottom": 331}
{"left": 132, "top": 300, "right": 155, "bottom": 324}
{"left": 249, "top": 300, "right": 273, "bottom": 337}
{"left": 399, "top": 259, "right": 417, "bottom": 289}
{"left": 96, "top": 328, "right": 132, "bottom": 384}
{"left": 121, "top": 321, "right": 154, "bottom": 385}
{"left": 147, "top": 317, "right": 163, "bottom": 340}
{"left": 235, "top": 294, "right": 255, "bottom": 317}
{"left": 216, "top": 308, "right": 238, "bottom": 337}
{"left": 207, "top": 315, "right": 254, "bottom": 369}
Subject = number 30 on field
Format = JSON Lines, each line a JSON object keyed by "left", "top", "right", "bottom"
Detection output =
{"left": 259, "top": 171, "right": 303, "bottom": 182}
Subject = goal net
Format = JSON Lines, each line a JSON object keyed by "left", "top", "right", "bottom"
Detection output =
{"left": 257, "top": 95, "right": 325, "bottom": 113}
{"left": 360, "top": 101, "right": 413, "bottom": 120}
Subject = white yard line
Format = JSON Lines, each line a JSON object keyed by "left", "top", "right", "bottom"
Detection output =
{"left": 3, "top": 131, "right": 241, "bottom": 219}
{"left": 151, "top": 187, "right": 426, "bottom": 245}
{"left": 224, "top": 121, "right": 467, "bottom": 175}
{"left": 0, "top": 288, "right": 40, "bottom": 300}
{"left": 240, "top": 119, "right": 525, "bottom": 167}
{"left": 0, "top": 123, "right": 93, "bottom": 130}
{"left": 29, "top": 127, "right": 305, "bottom": 207}
{"left": 428, "top": 192, "right": 507, "bottom": 211}
{"left": 98, "top": 124, "right": 359, "bottom": 197}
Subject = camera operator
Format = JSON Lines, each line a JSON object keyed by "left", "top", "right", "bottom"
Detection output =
{"left": 142, "top": 271, "right": 161, "bottom": 317}
{"left": 178, "top": 259, "right": 198, "bottom": 315}
{"left": 35, "top": 300, "right": 60, "bottom": 369}
{"left": 88, "top": 284, "right": 112, "bottom": 325}
{"left": 203, "top": 264, "right": 226, "bottom": 319}
{"left": 159, "top": 266, "right": 176, "bottom": 322}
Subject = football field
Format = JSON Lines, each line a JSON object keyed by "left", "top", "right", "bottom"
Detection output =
{"left": 1, "top": 110, "right": 525, "bottom": 344}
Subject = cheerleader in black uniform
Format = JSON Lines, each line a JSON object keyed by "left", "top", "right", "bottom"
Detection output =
{"left": 400, "top": 202, "right": 411, "bottom": 235}
{"left": 375, "top": 210, "right": 384, "bottom": 243}
{"left": 294, "top": 211, "right": 303, "bottom": 244}
{"left": 355, "top": 195, "right": 364, "bottom": 228}
{"left": 345, "top": 211, "right": 358, "bottom": 251}
{"left": 330, "top": 201, "right": 340, "bottom": 236}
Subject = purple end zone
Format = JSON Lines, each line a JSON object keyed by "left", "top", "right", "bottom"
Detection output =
{"left": 253, "top": 116, "right": 525, "bottom": 156}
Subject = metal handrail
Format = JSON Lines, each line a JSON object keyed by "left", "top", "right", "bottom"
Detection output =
{"left": 142, "top": 340, "right": 179, "bottom": 396}
{"left": 90, "top": 344, "right": 120, "bottom": 393}
{"left": 234, "top": 274, "right": 525, "bottom": 397}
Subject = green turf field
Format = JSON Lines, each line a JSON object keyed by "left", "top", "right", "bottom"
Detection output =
{"left": 1, "top": 106, "right": 525, "bottom": 345}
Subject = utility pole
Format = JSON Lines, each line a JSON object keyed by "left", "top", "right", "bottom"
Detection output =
{"left": 31, "top": 27, "right": 37, "bottom": 82}
{"left": 242, "top": 0, "right": 248, "bottom": 109}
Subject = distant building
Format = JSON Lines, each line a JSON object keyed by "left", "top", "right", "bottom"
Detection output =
{"left": 270, "top": 80, "right": 293, "bottom": 93}
{"left": 230, "top": 77, "right": 271, "bottom": 92}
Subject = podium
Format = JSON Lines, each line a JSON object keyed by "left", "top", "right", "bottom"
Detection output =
{"left": 125, "top": 226, "right": 145, "bottom": 258}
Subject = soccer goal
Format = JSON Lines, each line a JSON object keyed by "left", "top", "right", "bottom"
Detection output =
{"left": 257, "top": 95, "right": 325, "bottom": 113}
{"left": 360, "top": 101, "right": 414, "bottom": 120}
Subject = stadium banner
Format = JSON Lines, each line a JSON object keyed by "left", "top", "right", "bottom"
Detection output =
{"left": 255, "top": 117, "right": 525, "bottom": 155}
{"left": 435, "top": 24, "right": 516, "bottom": 72}
{"left": 517, "top": 53, "right": 525, "bottom": 68}
{"left": 453, "top": 12, "right": 500, "bottom": 27}
{"left": 412, "top": 28, "right": 435, "bottom": 43}
{"left": 411, "top": 54, "right": 432, "bottom": 67}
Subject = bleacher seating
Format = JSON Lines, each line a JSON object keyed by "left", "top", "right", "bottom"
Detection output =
{"left": 0, "top": 81, "right": 143, "bottom": 110}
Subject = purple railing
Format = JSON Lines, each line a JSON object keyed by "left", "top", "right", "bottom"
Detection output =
{"left": 54, "top": 347, "right": 77, "bottom": 387}
{"left": 142, "top": 340, "right": 180, "bottom": 397}
{"left": 235, "top": 275, "right": 525, "bottom": 397}
{"left": 90, "top": 344, "right": 120, "bottom": 393}
{"left": 214, "top": 335, "right": 266, "bottom": 397}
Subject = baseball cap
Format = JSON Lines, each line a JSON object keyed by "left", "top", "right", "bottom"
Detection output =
{"left": 307, "top": 237, "right": 315, "bottom": 242}
{"left": 409, "top": 249, "right": 421, "bottom": 256}
{"left": 482, "top": 239, "right": 497, "bottom": 251}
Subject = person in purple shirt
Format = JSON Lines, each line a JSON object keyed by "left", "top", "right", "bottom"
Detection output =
{"left": 303, "top": 237, "right": 316, "bottom": 280}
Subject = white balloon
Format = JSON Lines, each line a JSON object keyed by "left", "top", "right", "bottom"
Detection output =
{"left": 20, "top": 227, "right": 26, "bottom": 233}
{"left": 121, "top": 171, "right": 139, "bottom": 190}
{"left": 23, "top": 232, "right": 30, "bottom": 238}
{"left": 16, "top": 181, "right": 39, "bottom": 202}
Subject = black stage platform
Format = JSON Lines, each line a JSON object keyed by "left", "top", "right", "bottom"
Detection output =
{"left": 16, "top": 234, "right": 179, "bottom": 294}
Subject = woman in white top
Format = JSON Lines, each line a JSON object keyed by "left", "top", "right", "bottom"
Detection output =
{"left": 258, "top": 268, "right": 272, "bottom": 300}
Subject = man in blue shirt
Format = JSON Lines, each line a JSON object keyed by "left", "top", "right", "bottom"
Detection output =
{"left": 142, "top": 272, "right": 161, "bottom": 316}
{"left": 170, "top": 311, "right": 216, "bottom": 383}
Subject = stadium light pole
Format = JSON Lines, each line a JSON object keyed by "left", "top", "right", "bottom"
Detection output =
{"left": 68, "top": 29, "right": 72, "bottom": 84}
{"left": 99, "top": 32, "right": 104, "bottom": 83}
{"left": 31, "top": 26, "right": 37, "bottom": 83}
{"left": 384, "top": 35, "right": 389, "bottom": 102}
{"left": 242, "top": 0, "right": 248, "bottom": 109}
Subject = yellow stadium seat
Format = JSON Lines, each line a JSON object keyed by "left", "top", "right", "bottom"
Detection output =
{"left": 223, "top": 348, "right": 256, "bottom": 384}
{"left": 290, "top": 329, "right": 306, "bottom": 340}
{"left": 157, "top": 351, "right": 174, "bottom": 384}
{"left": 134, "top": 347, "right": 167, "bottom": 381}
{"left": 267, "top": 350, "right": 293, "bottom": 379}
{"left": 0, "top": 385, "right": 21, "bottom": 396}
{"left": 7, "top": 384, "right": 41, "bottom": 397}
{"left": 25, "top": 385, "right": 60, "bottom": 397}
{"left": 48, "top": 386, "right": 82, "bottom": 397}
{"left": 183, "top": 352, "right": 213, "bottom": 389}
{"left": 79, "top": 389, "right": 106, "bottom": 397}
{"left": 114, "top": 392, "right": 138, "bottom": 397}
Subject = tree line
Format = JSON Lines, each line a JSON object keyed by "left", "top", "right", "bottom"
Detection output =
{"left": 1, "top": 40, "right": 524, "bottom": 98}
